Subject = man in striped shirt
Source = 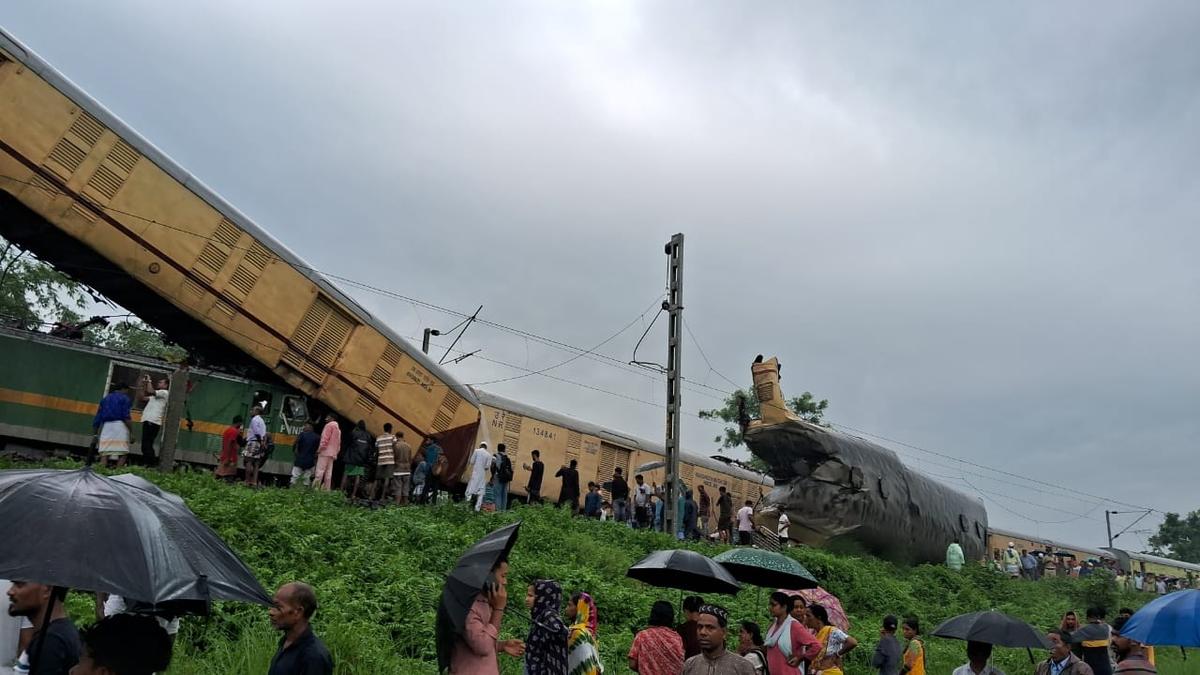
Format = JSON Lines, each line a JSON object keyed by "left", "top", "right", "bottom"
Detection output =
{"left": 373, "top": 423, "right": 397, "bottom": 502}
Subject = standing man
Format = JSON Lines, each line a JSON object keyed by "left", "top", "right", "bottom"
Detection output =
{"left": 315, "top": 414, "right": 341, "bottom": 491}
{"left": 291, "top": 422, "right": 320, "bottom": 487}
{"left": 7, "top": 582, "right": 80, "bottom": 674}
{"left": 268, "top": 582, "right": 333, "bottom": 675}
{"left": 1111, "top": 616, "right": 1155, "bottom": 674}
{"left": 215, "top": 415, "right": 245, "bottom": 481}
{"left": 682, "top": 490, "right": 699, "bottom": 540}
{"left": 491, "top": 443, "right": 514, "bottom": 511}
{"left": 522, "top": 449, "right": 544, "bottom": 504}
{"left": 677, "top": 595, "right": 704, "bottom": 660}
{"left": 424, "top": 437, "right": 445, "bottom": 505}
{"left": 93, "top": 382, "right": 134, "bottom": 468}
{"left": 466, "top": 442, "right": 492, "bottom": 512}
{"left": 954, "top": 641, "right": 1007, "bottom": 675}
{"left": 392, "top": 431, "right": 413, "bottom": 505}
{"left": 736, "top": 500, "right": 755, "bottom": 546}
{"left": 137, "top": 374, "right": 169, "bottom": 466}
{"left": 584, "top": 482, "right": 602, "bottom": 518}
{"left": 778, "top": 510, "right": 791, "bottom": 548}
{"left": 633, "top": 474, "right": 652, "bottom": 528}
{"left": 1035, "top": 631, "right": 1092, "bottom": 675}
{"left": 697, "top": 485, "right": 712, "bottom": 538}
{"left": 1002, "top": 543, "right": 1021, "bottom": 578}
{"left": 946, "top": 539, "right": 965, "bottom": 571}
{"left": 242, "top": 406, "right": 268, "bottom": 488}
{"left": 610, "top": 467, "right": 630, "bottom": 525}
{"left": 873, "top": 615, "right": 902, "bottom": 675}
{"left": 1073, "top": 607, "right": 1114, "bottom": 675}
{"left": 682, "top": 604, "right": 754, "bottom": 675}
{"left": 372, "top": 423, "right": 398, "bottom": 503}
{"left": 717, "top": 487, "right": 734, "bottom": 544}
{"left": 555, "top": 459, "right": 581, "bottom": 513}
{"left": 1021, "top": 550, "right": 1038, "bottom": 581}
{"left": 341, "top": 421, "right": 373, "bottom": 499}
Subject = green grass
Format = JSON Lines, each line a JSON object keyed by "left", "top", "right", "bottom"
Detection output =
{"left": 7, "top": 460, "right": 1191, "bottom": 673}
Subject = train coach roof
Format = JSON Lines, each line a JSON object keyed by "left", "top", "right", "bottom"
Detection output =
{"left": 989, "top": 526, "right": 1114, "bottom": 560}
{"left": 1104, "top": 547, "right": 1200, "bottom": 574}
{"left": 0, "top": 28, "right": 478, "bottom": 409}
{"left": 473, "top": 389, "right": 772, "bottom": 485}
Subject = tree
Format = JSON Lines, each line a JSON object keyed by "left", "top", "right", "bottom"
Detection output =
{"left": 0, "top": 237, "right": 92, "bottom": 329}
{"left": 699, "top": 386, "right": 829, "bottom": 449}
{"left": 1149, "top": 510, "right": 1200, "bottom": 564}
{"left": 88, "top": 319, "right": 188, "bottom": 362}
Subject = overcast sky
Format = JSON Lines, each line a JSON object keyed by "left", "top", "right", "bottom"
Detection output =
{"left": 5, "top": 2, "right": 1198, "bottom": 550}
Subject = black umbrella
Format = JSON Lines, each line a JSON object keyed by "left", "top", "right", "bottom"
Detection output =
{"left": 627, "top": 549, "right": 742, "bottom": 595}
{"left": 0, "top": 468, "right": 271, "bottom": 605}
{"left": 932, "top": 611, "right": 1051, "bottom": 649}
{"left": 436, "top": 522, "right": 521, "bottom": 673}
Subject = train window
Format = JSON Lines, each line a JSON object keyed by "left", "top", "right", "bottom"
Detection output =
{"left": 280, "top": 396, "right": 309, "bottom": 435}
{"left": 975, "top": 521, "right": 983, "bottom": 539}
{"left": 849, "top": 467, "right": 864, "bottom": 490}
{"left": 878, "top": 477, "right": 888, "bottom": 500}
{"left": 959, "top": 514, "right": 968, "bottom": 532}
{"left": 252, "top": 390, "right": 273, "bottom": 416}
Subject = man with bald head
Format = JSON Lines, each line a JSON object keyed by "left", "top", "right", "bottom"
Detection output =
{"left": 268, "top": 582, "right": 332, "bottom": 675}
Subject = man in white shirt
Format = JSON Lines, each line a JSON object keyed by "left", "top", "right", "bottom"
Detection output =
{"left": 139, "top": 375, "right": 169, "bottom": 466}
{"left": 465, "top": 442, "right": 492, "bottom": 511}
{"left": 951, "top": 640, "right": 1006, "bottom": 675}
{"left": 632, "top": 474, "right": 652, "bottom": 528}
{"left": 777, "top": 512, "right": 790, "bottom": 548}
{"left": 736, "top": 501, "right": 755, "bottom": 546}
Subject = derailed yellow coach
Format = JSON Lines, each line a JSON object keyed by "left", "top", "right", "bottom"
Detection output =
{"left": 0, "top": 30, "right": 481, "bottom": 465}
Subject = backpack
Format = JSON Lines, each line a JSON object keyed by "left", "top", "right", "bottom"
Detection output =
{"left": 432, "top": 453, "right": 449, "bottom": 479}
{"left": 495, "top": 454, "right": 513, "bottom": 483}
{"left": 748, "top": 647, "right": 770, "bottom": 675}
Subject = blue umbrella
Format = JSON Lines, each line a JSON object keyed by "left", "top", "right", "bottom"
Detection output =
{"left": 1121, "top": 590, "right": 1200, "bottom": 646}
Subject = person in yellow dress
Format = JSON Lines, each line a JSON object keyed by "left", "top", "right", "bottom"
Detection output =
{"left": 901, "top": 617, "right": 926, "bottom": 675}
{"left": 805, "top": 605, "right": 857, "bottom": 675}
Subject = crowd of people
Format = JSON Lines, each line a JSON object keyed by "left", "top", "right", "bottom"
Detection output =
{"left": 4, "top": 578, "right": 331, "bottom": 675}
{"left": 984, "top": 541, "right": 1193, "bottom": 594}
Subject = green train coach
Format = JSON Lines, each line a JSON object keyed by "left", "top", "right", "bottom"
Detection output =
{"left": 0, "top": 326, "right": 309, "bottom": 473}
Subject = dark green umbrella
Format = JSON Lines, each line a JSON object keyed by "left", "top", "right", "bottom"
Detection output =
{"left": 712, "top": 548, "right": 819, "bottom": 589}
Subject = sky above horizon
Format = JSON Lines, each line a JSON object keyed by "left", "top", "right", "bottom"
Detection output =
{"left": 4, "top": 2, "right": 1198, "bottom": 552}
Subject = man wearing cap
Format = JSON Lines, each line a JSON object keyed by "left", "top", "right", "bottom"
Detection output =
{"left": 872, "top": 615, "right": 902, "bottom": 675}
{"left": 683, "top": 604, "right": 754, "bottom": 674}
{"left": 1002, "top": 543, "right": 1021, "bottom": 578}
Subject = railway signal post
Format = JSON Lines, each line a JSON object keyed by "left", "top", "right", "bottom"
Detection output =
{"left": 664, "top": 234, "right": 684, "bottom": 537}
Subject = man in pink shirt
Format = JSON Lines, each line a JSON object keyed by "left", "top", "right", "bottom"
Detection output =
{"left": 315, "top": 414, "right": 341, "bottom": 491}
{"left": 451, "top": 559, "right": 525, "bottom": 674}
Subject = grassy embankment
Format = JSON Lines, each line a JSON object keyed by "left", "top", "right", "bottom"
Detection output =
{"left": 8, "top": 461, "right": 1189, "bottom": 674}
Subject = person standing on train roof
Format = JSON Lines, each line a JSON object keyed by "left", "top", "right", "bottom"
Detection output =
{"left": 491, "top": 443, "right": 514, "bottom": 511}
{"left": 93, "top": 382, "right": 134, "bottom": 468}
{"left": 215, "top": 415, "right": 245, "bottom": 481}
{"left": 523, "top": 449, "right": 544, "bottom": 504}
{"left": 633, "top": 475, "right": 652, "bottom": 528}
{"left": 291, "top": 422, "right": 319, "bottom": 487}
{"left": 610, "top": 468, "right": 630, "bottom": 525}
{"left": 717, "top": 487, "right": 734, "bottom": 544}
{"left": 315, "top": 414, "right": 341, "bottom": 491}
{"left": 137, "top": 374, "right": 168, "bottom": 467}
{"left": 391, "top": 431, "right": 412, "bottom": 505}
{"left": 372, "top": 423, "right": 398, "bottom": 503}
{"left": 697, "top": 485, "right": 712, "bottom": 537}
{"left": 466, "top": 442, "right": 492, "bottom": 512}
{"left": 556, "top": 459, "right": 581, "bottom": 514}
{"left": 242, "top": 406, "right": 269, "bottom": 488}
{"left": 946, "top": 539, "right": 965, "bottom": 571}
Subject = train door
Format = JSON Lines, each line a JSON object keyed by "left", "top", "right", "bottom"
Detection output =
{"left": 106, "top": 361, "right": 170, "bottom": 416}
{"left": 597, "top": 443, "right": 632, "bottom": 499}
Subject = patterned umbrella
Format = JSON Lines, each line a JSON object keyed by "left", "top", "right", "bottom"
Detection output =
{"left": 778, "top": 586, "right": 849, "bottom": 631}
{"left": 713, "top": 548, "right": 819, "bottom": 589}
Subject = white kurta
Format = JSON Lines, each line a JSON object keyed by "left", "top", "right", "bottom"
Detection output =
{"left": 465, "top": 447, "right": 492, "bottom": 496}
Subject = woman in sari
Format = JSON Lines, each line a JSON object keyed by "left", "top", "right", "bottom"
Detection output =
{"left": 92, "top": 383, "right": 133, "bottom": 468}
{"left": 764, "top": 592, "right": 821, "bottom": 675}
{"left": 805, "top": 604, "right": 857, "bottom": 675}
{"left": 524, "top": 580, "right": 568, "bottom": 675}
{"left": 901, "top": 617, "right": 925, "bottom": 675}
{"left": 565, "top": 591, "right": 603, "bottom": 675}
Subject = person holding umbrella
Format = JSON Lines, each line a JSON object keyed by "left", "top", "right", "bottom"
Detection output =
{"left": 6, "top": 582, "right": 79, "bottom": 674}
{"left": 953, "top": 641, "right": 1007, "bottom": 675}
{"left": 450, "top": 559, "right": 525, "bottom": 673}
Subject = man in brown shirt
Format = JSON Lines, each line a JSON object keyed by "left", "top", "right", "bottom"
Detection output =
{"left": 683, "top": 604, "right": 754, "bottom": 675}
{"left": 391, "top": 431, "right": 413, "bottom": 505}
